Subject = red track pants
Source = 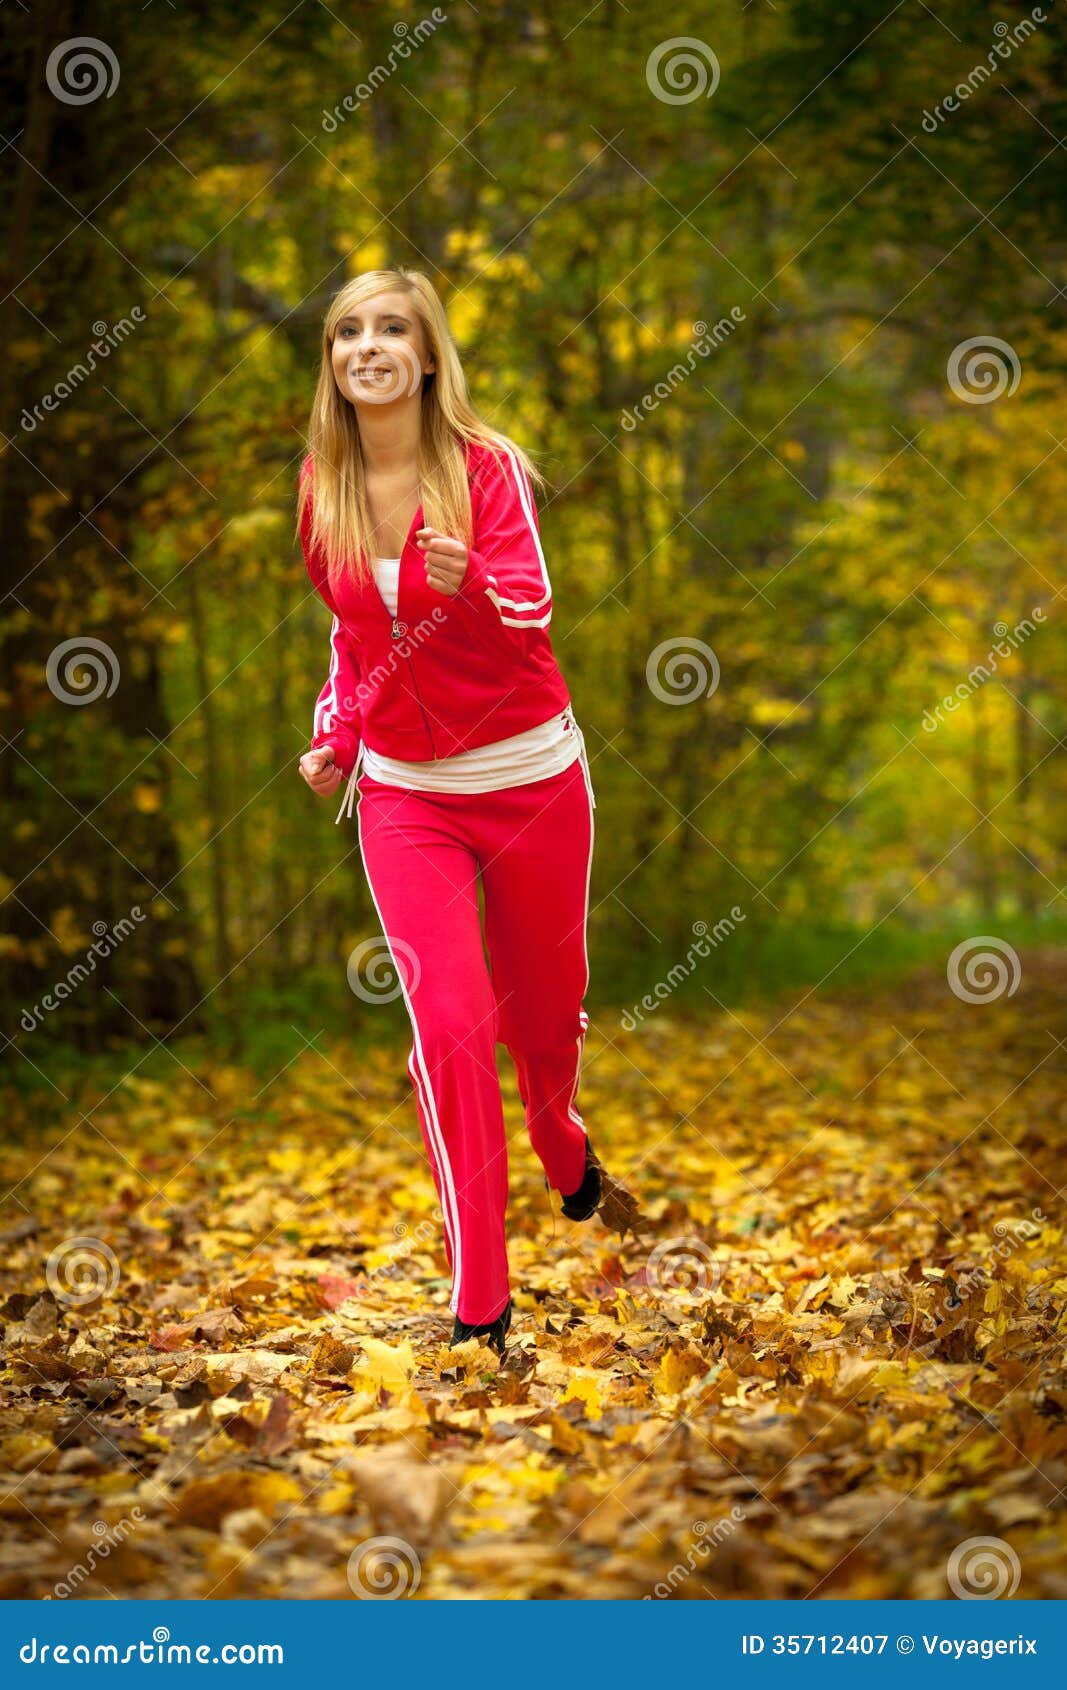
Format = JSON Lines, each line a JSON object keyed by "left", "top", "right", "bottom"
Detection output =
{"left": 354, "top": 753, "right": 596, "bottom": 1325}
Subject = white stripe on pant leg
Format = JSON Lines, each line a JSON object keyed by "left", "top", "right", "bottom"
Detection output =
{"left": 403, "top": 1007, "right": 464, "bottom": 1315}
{"left": 406, "top": 1045, "right": 457, "bottom": 1269}
{"left": 356, "top": 805, "right": 464, "bottom": 1315}
{"left": 379, "top": 928, "right": 464, "bottom": 1314}
{"left": 406, "top": 1046, "right": 457, "bottom": 1269}
{"left": 566, "top": 779, "right": 596, "bottom": 1131}
{"left": 567, "top": 1012, "right": 591, "bottom": 1131}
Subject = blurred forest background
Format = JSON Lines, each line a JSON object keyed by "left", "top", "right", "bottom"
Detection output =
{"left": 1, "top": 0, "right": 1064, "bottom": 1086}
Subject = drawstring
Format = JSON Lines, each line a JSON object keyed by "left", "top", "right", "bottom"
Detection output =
{"left": 335, "top": 742, "right": 365, "bottom": 826}
{"left": 572, "top": 718, "right": 597, "bottom": 810}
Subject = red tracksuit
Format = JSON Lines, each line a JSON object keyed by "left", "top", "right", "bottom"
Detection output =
{"left": 302, "top": 437, "right": 597, "bottom": 1324}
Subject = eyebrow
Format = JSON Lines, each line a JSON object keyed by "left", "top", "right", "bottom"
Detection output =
{"left": 337, "top": 311, "right": 411, "bottom": 326}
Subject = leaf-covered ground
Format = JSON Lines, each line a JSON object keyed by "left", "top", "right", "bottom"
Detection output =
{"left": 1, "top": 951, "right": 1065, "bottom": 1600}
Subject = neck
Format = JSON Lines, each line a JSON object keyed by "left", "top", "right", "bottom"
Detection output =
{"left": 357, "top": 399, "right": 423, "bottom": 475}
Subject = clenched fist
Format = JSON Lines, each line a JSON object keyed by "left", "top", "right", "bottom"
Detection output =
{"left": 416, "top": 525, "right": 470, "bottom": 595}
{"left": 299, "top": 744, "right": 344, "bottom": 796}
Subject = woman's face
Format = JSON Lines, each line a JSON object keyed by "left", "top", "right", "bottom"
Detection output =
{"left": 330, "top": 290, "right": 436, "bottom": 410}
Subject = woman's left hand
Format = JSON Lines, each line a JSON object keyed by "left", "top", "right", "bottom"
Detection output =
{"left": 415, "top": 526, "right": 469, "bottom": 595}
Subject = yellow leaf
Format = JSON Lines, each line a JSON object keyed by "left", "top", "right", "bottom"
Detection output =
{"left": 654, "top": 1345, "right": 706, "bottom": 1398}
{"left": 132, "top": 782, "right": 161, "bottom": 813}
{"left": 174, "top": 1471, "right": 302, "bottom": 1529}
{"left": 561, "top": 1369, "right": 603, "bottom": 1420}
{"left": 352, "top": 1337, "right": 418, "bottom": 1394}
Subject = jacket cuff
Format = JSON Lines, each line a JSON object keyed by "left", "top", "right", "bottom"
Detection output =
{"left": 311, "top": 725, "right": 359, "bottom": 780}
{"left": 456, "top": 546, "right": 494, "bottom": 602}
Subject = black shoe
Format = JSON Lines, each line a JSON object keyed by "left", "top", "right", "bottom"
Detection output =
{"left": 449, "top": 1296, "right": 512, "bottom": 1357}
{"left": 560, "top": 1136, "right": 603, "bottom": 1221}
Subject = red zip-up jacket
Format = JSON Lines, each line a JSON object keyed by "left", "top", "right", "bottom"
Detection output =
{"left": 302, "top": 436, "right": 572, "bottom": 775}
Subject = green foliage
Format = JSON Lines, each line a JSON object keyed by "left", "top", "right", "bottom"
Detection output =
{"left": 1, "top": 0, "right": 1063, "bottom": 1069}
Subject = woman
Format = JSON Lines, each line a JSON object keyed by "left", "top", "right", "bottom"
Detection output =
{"left": 296, "top": 268, "right": 615, "bottom": 1359}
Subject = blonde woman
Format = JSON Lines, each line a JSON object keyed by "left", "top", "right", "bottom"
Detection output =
{"left": 296, "top": 269, "right": 617, "bottom": 1357}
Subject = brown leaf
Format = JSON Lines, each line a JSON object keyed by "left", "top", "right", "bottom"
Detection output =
{"left": 258, "top": 1391, "right": 299, "bottom": 1456}
{"left": 309, "top": 1333, "right": 355, "bottom": 1375}
{"left": 148, "top": 1306, "right": 245, "bottom": 1351}
{"left": 596, "top": 1168, "right": 650, "bottom": 1242}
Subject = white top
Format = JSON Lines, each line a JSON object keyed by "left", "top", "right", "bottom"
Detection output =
{"left": 349, "top": 558, "right": 597, "bottom": 804}
{"left": 370, "top": 555, "right": 402, "bottom": 617}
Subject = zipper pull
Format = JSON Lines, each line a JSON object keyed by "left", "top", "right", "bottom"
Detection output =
{"left": 391, "top": 617, "right": 408, "bottom": 640}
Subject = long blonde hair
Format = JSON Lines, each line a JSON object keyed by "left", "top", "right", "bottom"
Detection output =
{"left": 296, "top": 267, "right": 546, "bottom": 592}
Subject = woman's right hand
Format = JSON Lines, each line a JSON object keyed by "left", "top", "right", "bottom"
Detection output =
{"left": 300, "top": 744, "right": 344, "bottom": 796}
